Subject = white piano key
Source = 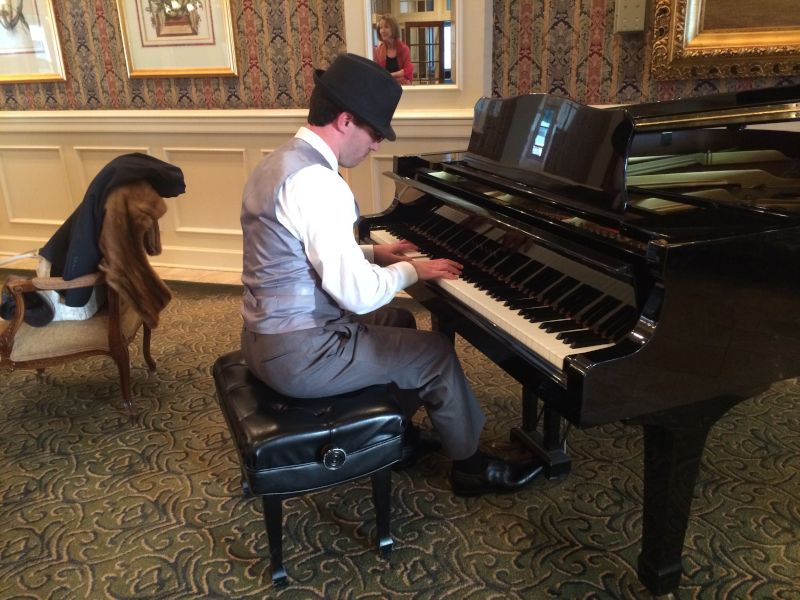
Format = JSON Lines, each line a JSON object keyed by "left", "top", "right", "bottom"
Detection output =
{"left": 371, "top": 228, "right": 615, "bottom": 371}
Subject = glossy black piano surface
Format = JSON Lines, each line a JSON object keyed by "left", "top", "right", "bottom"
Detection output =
{"left": 358, "top": 84, "right": 800, "bottom": 595}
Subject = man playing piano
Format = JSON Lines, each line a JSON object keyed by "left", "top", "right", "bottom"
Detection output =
{"left": 239, "top": 53, "right": 543, "bottom": 496}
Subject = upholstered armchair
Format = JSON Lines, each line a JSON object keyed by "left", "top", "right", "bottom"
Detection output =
{"left": 0, "top": 154, "right": 186, "bottom": 413}
{"left": 0, "top": 271, "right": 154, "bottom": 414}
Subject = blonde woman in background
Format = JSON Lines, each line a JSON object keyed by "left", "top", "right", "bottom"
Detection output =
{"left": 373, "top": 14, "right": 413, "bottom": 85}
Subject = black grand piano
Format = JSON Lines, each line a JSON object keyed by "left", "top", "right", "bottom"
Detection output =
{"left": 358, "top": 85, "right": 800, "bottom": 595}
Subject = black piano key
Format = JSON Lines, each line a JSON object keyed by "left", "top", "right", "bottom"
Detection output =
{"left": 464, "top": 239, "right": 501, "bottom": 262}
{"left": 455, "top": 230, "right": 491, "bottom": 252}
{"left": 580, "top": 296, "right": 624, "bottom": 327}
{"left": 484, "top": 249, "right": 515, "bottom": 268}
{"left": 555, "top": 284, "right": 604, "bottom": 314}
{"left": 492, "top": 253, "right": 529, "bottom": 278}
{"left": 521, "top": 267, "right": 561, "bottom": 295}
{"left": 520, "top": 307, "right": 561, "bottom": 323}
{"left": 462, "top": 267, "right": 495, "bottom": 279}
{"left": 476, "top": 253, "right": 508, "bottom": 273}
{"left": 558, "top": 330, "right": 611, "bottom": 348}
{"left": 488, "top": 286, "right": 518, "bottom": 300}
{"left": 541, "top": 319, "right": 585, "bottom": 333}
{"left": 491, "top": 290, "right": 529, "bottom": 302}
{"left": 415, "top": 213, "right": 444, "bottom": 229}
{"left": 445, "top": 228, "right": 477, "bottom": 250}
{"left": 414, "top": 216, "right": 451, "bottom": 239}
{"left": 472, "top": 280, "right": 501, "bottom": 293}
{"left": 464, "top": 272, "right": 502, "bottom": 286}
{"left": 434, "top": 226, "right": 468, "bottom": 248}
{"left": 429, "top": 224, "right": 466, "bottom": 247}
{"left": 383, "top": 225, "right": 406, "bottom": 241}
{"left": 507, "top": 298, "right": 548, "bottom": 310}
{"left": 539, "top": 276, "right": 579, "bottom": 304}
{"left": 597, "top": 317, "right": 624, "bottom": 339}
{"left": 596, "top": 306, "right": 635, "bottom": 338}
{"left": 461, "top": 266, "right": 491, "bottom": 280}
{"left": 472, "top": 245, "right": 508, "bottom": 270}
{"left": 389, "top": 213, "right": 638, "bottom": 346}
{"left": 465, "top": 253, "right": 494, "bottom": 271}
{"left": 427, "top": 215, "right": 457, "bottom": 235}
{"left": 506, "top": 260, "right": 545, "bottom": 286}
{"left": 598, "top": 305, "right": 639, "bottom": 340}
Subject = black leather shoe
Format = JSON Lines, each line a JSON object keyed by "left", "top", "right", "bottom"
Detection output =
{"left": 450, "top": 457, "right": 544, "bottom": 496}
{"left": 392, "top": 425, "right": 441, "bottom": 471}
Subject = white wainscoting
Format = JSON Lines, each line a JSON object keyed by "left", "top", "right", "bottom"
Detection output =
{"left": 0, "top": 109, "right": 473, "bottom": 274}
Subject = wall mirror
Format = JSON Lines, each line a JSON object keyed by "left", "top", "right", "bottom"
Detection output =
{"left": 344, "top": 0, "right": 487, "bottom": 111}
{"left": 367, "top": 0, "right": 457, "bottom": 87}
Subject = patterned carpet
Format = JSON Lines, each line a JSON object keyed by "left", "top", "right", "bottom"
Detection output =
{"left": 0, "top": 281, "right": 797, "bottom": 600}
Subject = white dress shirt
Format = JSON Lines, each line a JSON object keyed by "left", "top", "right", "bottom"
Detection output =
{"left": 274, "top": 127, "right": 417, "bottom": 314}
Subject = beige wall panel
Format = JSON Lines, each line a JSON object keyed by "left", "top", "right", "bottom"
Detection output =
{"left": 154, "top": 244, "right": 243, "bottom": 272}
{"left": 157, "top": 148, "right": 249, "bottom": 269}
{"left": 163, "top": 148, "right": 247, "bottom": 236}
{"left": 0, "top": 111, "right": 473, "bottom": 277}
{"left": 0, "top": 146, "right": 73, "bottom": 228}
{"left": 372, "top": 155, "right": 401, "bottom": 214}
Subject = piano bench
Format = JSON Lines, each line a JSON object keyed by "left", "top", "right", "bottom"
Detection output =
{"left": 211, "top": 351, "right": 406, "bottom": 587}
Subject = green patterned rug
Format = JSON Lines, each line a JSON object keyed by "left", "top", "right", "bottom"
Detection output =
{"left": 0, "top": 281, "right": 797, "bottom": 599}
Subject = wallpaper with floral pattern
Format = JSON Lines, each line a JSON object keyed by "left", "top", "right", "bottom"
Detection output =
{"left": 0, "top": 0, "right": 346, "bottom": 110}
{"left": 491, "top": 0, "right": 797, "bottom": 102}
{"left": 0, "top": 0, "right": 797, "bottom": 110}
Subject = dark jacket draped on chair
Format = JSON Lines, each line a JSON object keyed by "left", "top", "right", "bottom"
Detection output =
{"left": 40, "top": 152, "right": 185, "bottom": 307}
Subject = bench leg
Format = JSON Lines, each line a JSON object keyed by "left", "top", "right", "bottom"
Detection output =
{"left": 262, "top": 496, "right": 287, "bottom": 587}
{"left": 371, "top": 467, "right": 393, "bottom": 558}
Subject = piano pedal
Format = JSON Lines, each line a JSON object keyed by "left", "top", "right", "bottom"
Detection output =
{"left": 510, "top": 427, "right": 572, "bottom": 480}
{"left": 514, "top": 392, "right": 573, "bottom": 479}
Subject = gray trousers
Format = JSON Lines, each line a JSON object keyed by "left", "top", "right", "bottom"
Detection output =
{"left": 240, "top": 306, "right": 485, "bottom": 460}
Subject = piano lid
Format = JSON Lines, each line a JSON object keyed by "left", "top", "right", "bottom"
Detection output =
{"left": 625, "top": 85, "right": 800, "bottom": 218}
{"left": 455, "top": 87, "right": 800, "bottom": 223}
{"left": 464, "top": 94, "right": 634, "bottom": 213}
{"left": 624, "top": 84, "right": 800, "bottom": 130}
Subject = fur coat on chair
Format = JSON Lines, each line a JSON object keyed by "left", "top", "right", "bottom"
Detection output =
{"left": 40, "top": 153, "right": 185, "bottom": 307}
{"left": 99, "top": 181, "right": 172, "bottom": 329}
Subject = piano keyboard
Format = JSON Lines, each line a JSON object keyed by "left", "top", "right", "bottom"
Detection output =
{"left": 370, "top": 227, "right": 635, "bottom": 372}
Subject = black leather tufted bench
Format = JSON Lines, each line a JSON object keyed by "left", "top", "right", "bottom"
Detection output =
{"left": 212, "top": 350, "right": 406, "bottom": 587}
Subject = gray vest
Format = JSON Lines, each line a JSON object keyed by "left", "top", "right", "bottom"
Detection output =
{"left": 240, "top": 137, "right": 345, "bottom": 334}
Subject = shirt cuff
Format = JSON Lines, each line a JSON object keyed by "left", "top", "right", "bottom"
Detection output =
{"left": 393, "top": 260, "right": 418, "bottom": 287}
{"left": 360, "top": 244, "right": 375, "bottom": 263}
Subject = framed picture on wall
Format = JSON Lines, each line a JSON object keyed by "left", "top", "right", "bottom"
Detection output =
{"left": 117, "top": 0, "right": 238, "bottom": 78}
{"left": 651, "top": 0, "right": 800, "bottom": 79}
{"left": 0, "top": 0, "right": 65, "bottom": 83}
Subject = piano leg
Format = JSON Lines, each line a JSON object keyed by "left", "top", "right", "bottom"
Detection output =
{"left": 511, "top": 386, "right": 572, "bottom": 479}
{"left": 430, "top": 312, "right": 456, "bottom": 344}
{"left": 634, "top": 396, "right": 740, "bottom": 595}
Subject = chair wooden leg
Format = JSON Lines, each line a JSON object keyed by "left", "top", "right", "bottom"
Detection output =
{"left": 371, "top": 467, "right": 393, "bottom": 558}
{"left": 35, "top": 368, "right": 45, "bottom": 383}
{"left": 263, "top": 495, "right": 287, "bottom": 587}
{"left": 241, "top": 474, "right": 252, "bottom": 498}
{"left": 109, "top": 343, "right": 135, "bottom": 415}
{"left": 142, "top": 324, "right": 156, "bottom": 372}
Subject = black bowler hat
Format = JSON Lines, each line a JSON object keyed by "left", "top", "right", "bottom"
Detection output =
{"left": 313, "top": 53, "right": 402, "bottom": 141}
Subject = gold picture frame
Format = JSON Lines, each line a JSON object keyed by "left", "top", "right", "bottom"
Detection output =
{"left": 651, "top": 0, "right": 800, "bottom": 79}
{"left": 0, "top": 0, "right": 65, "bottom": 84}
{"left": 117, "top": 0, "right": 238, "bottom": 78}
